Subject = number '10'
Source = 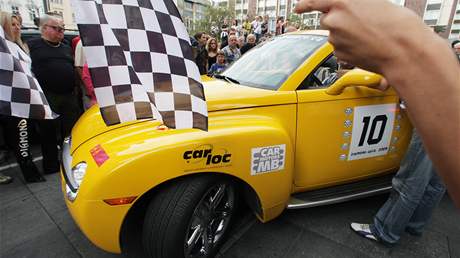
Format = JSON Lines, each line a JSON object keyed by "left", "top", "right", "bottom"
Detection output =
{"left": 358, "top": 115, "right": 388, "bottom": 146}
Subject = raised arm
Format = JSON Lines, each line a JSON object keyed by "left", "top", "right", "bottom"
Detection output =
{"left": 295, "top": 0, "right": 460, "bottom": 207}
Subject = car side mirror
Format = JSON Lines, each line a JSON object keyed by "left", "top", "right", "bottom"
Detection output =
{"left": 325, "top": 69, "right": 383, "bottom": 95}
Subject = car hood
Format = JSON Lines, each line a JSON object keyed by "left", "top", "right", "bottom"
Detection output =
{"left": 70, "top": 80, "right": 296, "bottom": 152}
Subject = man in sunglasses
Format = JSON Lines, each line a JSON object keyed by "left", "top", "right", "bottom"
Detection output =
{"left": 27, "top": 15, "right": 81, "bottom": 175}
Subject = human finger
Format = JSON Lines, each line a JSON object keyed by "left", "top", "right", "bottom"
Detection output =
{"left": 377, "top": 77, "right": 389, "bottom": 91}
{"left": 294, "top": 0, "right": 334, "bottom": 14}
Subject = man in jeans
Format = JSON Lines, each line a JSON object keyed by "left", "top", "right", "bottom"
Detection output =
{"left": 351, "top": 130, "right": 446, "bottom": 245}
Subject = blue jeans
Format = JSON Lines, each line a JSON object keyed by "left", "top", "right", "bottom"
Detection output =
{"left": 371, "top": 131, "right": 446, "bottom": 244}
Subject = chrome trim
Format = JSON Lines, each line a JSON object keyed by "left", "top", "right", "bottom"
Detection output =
{"left": 62, "top": 137, "right": 78, "bottom": 199}
{"left": 287, "top": 186, "right": 392, "bottom": 209}
{"left": 66, "top": 184, "right": 77, "bottom": 202}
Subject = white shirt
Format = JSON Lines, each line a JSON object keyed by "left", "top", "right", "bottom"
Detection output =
{"left": 252, "top": 20, "right": 262, "bottom": 34}
{"left": 6, "top": 40, "right": 32, "bottom": 72}
{"left": 74, "top": 40, "right": 86, "bottom": 67}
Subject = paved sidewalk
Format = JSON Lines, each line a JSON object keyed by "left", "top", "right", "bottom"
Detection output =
{"left": 1, "top": 161, "right": 459, "bottom": 258}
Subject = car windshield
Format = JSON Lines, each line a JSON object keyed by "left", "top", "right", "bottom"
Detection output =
{"left": 221, "top": 34, "right": 327, "bottom": 90}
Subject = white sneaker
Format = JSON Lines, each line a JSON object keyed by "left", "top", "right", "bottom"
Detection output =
{"left": 350, "top": 223, "right": 378, "bottom": 242}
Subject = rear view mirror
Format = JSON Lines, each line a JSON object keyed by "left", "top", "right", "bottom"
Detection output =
{"left": 325, "top": 69, "right": 383, "bottom": 95}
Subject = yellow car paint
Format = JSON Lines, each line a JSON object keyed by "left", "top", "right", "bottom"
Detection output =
{"left": 62, "top": 31, "right": 412, "bottom": 253}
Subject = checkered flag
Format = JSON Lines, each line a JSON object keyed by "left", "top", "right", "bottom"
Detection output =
{"left": 0, "top": 27, "right": 56, "bottom": 119}
{"left": 72, "top": 0, "right": 208, "bottom": 130}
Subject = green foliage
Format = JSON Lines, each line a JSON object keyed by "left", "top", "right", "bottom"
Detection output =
{"left": 191, "top": 6, "right": 235, "bottom": 39}
{"left": 287, "top": 13, "right": 309, "bottom": 30}
{"left": 288, "top": 13, "right": 302, "bottom": 28}
{"left": 433, "top": 25, "right": 446, "bottom": 34}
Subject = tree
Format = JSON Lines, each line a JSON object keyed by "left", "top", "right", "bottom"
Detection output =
{"left": 191, "top": 6, "right": 235, "bottom": 39}
{"left": 288, "top": 13, "right": 310, "bottom": 30}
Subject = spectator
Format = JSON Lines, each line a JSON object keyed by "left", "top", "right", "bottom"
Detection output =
{"left": 452, "top": 40, "right": 460, "bottom": 62}
{"left": 240, "top": 34, "right": 256, "bottom": 55}
{"left": 294, "top": 0, "right": 460, "bottom": 207}
{"left": 193, "top": 32, "right": 208, "bottom": 75}
{"left": 220, "top": 22, "right": 229, "bottom": 48}
{"left": 208, "top": 50, "right": 227, "bottom": 76}
{"left": 231, "top": 19, "right": 240, "bottom": 37}
{"left": 275, "top": 17, "right": 284, "bottom": 35}
{"left": 28, "top": 15, "right": 81, "bottom": 175}
{"left": 261, "top": 15, "right": 269, "bottom": 36}
{"left": 252, "top": 16, "right": 263, "bottom": 42}
{"left": 203, "top": 33, "right": 210, "bottom": 43}
{"left": 222, "top": 28, "right": 236, "bottom": 49}
{"left": 74, "top": 38, "right": 96, "bottom": 110}
{"left": 0, "top": 12, "right": 45, "bottom": 182}
{"left": 242, "top": 18, "right": 252, "bottom": 38}
{"left": 206, "top": 37, "right": 218, "bottom": 69}
{"left": 237, "top": 35, "right": 245, "bottom": 49}
{"left": 221, "top": 34, "right": 241, "bottom": 64}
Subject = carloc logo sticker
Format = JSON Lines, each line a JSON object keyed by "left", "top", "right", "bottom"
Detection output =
{"left": 251, "top": 144, "right": 286, "bottom": 175}
{"left": 183, "top": 144, "right": 232, "bottom": 170}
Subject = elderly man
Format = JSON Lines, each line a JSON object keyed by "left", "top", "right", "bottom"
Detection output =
{"left": 240, "top": 34, "right": 256, "bottom": 55}
{"left": 27, "top": 15, "right": 81, "bottom": 174}
{"left": 221, "top": 34, "right": 241, "bottom": 64}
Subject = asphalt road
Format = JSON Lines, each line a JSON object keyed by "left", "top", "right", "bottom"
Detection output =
{"left": 1, "top": 159, "right": 459, "bottom": 258}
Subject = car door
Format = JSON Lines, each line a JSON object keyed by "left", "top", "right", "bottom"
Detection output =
{"left": 293, "top": 56, "right": 412, "bottom": 190}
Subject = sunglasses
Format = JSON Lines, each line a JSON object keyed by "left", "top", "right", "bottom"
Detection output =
{"left": 46, "top": 24, "right": 65, "bottom": 33}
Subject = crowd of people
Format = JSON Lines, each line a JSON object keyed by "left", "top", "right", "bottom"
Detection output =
{"left": 0, "top": 12, "right": 300, "bottom": 185}
{"left": 0, "top": 0, "right": 459, "bottom": 254}
{"left": 191, "top": 16, "right": 296, "bottom": 76}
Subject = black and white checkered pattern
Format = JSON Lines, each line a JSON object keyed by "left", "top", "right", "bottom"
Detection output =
{"left": 72, "top": 0, "right": 208, "bottom": 130}
{"left": 0, "top": 27, "right": 55, "bottom": 120}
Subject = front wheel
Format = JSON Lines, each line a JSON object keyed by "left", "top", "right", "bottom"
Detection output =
{"left": 142, "top": 175, "right": 237, "bottom": 258}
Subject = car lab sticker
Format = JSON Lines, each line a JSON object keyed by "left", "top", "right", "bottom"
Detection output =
{"left": 183, "top": 144, "right": 232, "bottom": 171}
{"left": 348, "top": 104, "right": 396, "bottom": 160}
{"left": 251, "top": 144, "right": 286, "bottom": 175}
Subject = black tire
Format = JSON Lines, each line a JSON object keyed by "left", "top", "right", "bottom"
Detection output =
{"left": 142, "top": 175, "right": 237, "bottom": 258}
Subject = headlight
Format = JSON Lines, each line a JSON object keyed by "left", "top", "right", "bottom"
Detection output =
{"left": 71, "top": 162, "right": 87, "bottom": 188}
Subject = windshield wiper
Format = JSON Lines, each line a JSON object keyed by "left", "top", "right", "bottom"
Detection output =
{"left": 213, "top": 74, "right": 240, "bottom": 84}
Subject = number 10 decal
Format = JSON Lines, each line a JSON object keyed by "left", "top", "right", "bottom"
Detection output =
{"left": 358, "top": 115, "right": 388, "bottom": 146}
{"left": 348, "top": 104, "right": 396, "bottom": 161}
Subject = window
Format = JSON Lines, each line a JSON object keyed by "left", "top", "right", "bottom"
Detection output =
{"left": 11, "top": 6, "right": 19, "bottom": 14}
{"left": 298, "top": 54, "right": 348, "bottom": 90}
{"left": 426, "top": 3, "right": 442, "bottom": 11}
{"left": 424, "top": 19, "right": 437, "bottom": 25}
{"left": 222, "top": 35, "right": 327, "bottom": 90}
{"left": 29, "top": 8, "right": 37, "bottom": 21}
{"left": 185, "top": 1, "right": 193, "bottom": 9}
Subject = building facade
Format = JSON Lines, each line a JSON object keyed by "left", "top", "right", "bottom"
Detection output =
{"left": 0, "top": 0, "right": 45, "bottom": 28}
{"left": 44, "top": 0, "right": 77, "bottom": 30}
{"left": 449, "top": 0, "right": 460, "bottom": 38}
{"left": 178, "top": 0, "right": 212, "bottom": 31}
{"left": 235, "top": 0, "right": 257, "bottom": 22}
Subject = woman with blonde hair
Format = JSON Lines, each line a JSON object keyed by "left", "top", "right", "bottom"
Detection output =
{"left": 206, "top": 37, "right": 218, "bottom": 69}
{"left": 0, "top": 12, "right": 28, "bottom": 52}
{"left": 0, "top": 11, "right": 45, "bottom": 183}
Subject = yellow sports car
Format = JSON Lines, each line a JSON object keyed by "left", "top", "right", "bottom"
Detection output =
{"left": 61, "top": 31, "right": 412, "bottom": 258}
